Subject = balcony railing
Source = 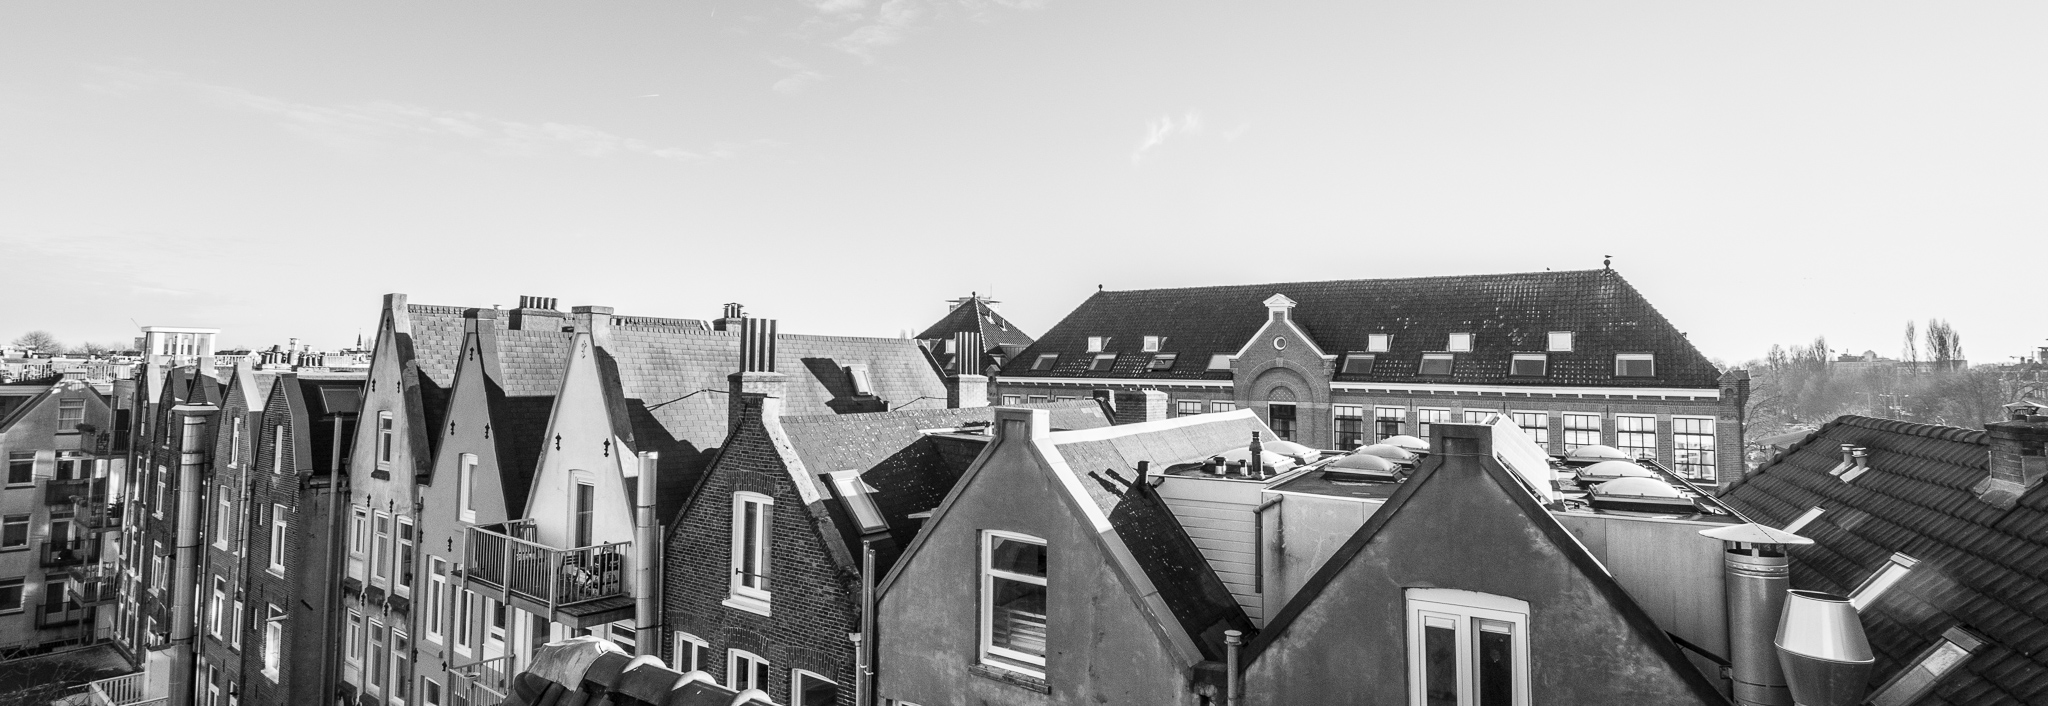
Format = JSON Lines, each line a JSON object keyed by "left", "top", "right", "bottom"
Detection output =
{"left": 42, "top": 537, "right": 89, "bottom": 567}
{"left": 36, "top": 598, "right": 89, "bottom": 628}
{"left": 69, "top": 562, "right": 118, "bottom": 605}
{"left": 75, "top": 498, "right": 123, "bottom": 533}
{"left": 465, "top": 521, "right": 630, "bottom": 612}
{"left": 448, "top": 655, "right": 515, "bottom": 706}
{"left": 45, "top": 477, "right": 94, "bottom": 505}
{"left": 88, "top": 673, "right": 164, "bottom": 706}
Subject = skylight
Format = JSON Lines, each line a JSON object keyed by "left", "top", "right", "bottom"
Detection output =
{"left": 1868, "top": 626, "right": 1985, "bottom": 706}
{"left": 1031, "top": 353, "right": 1058, "bottom": 371}
{"left": 1849, "top": 552, "right": 1919, "bottom": 611}
{"left": 1510, "top": 353, "right": 1546, "bottom": 377}
{"left": 1146, "top": 354, "right": 1176, "bottom": 371}
{"left": 1367, "top": 333, "right": 1391, "bottom": 353}
{"left": 1088, "top": 353, "right": 1116, "bottom": 372}
{"left": 1341, "top": 353, "right": 1375, "bottom": 374}
{"left": 1207, "top": 354, "right": 1232, "bottom": 370}
{"left": 826, "top": 471, "right": 889, "bottom": 535}
{"left": 1782, "top": 506, "right": 1825, "bottom": 534}
{"left": 1419, "top": 353, "right": 1454, "bottom": 376}
{"left": 1548, "top": 331, "right": 1573, "bottom": 352}
{"left": 1447, "top": 333, "right": 1472, "bottom": 352}
{"left": 846, "top": 364, "right": 875, "bottom": 397}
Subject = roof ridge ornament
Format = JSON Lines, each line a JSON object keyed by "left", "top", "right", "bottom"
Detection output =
{"left": 1264, "top": 293, "right": 1296, "bottom": 313}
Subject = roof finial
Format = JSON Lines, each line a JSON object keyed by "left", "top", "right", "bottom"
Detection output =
{"left": 1603, "top": 255, "right": 1612, "bottom": 270}
{"left": 1098, "top": 283, "right": 1104, "bottom": 292}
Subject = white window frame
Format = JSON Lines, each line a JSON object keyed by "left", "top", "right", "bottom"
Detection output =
{"left": 1032, "top": 354, "right": 1058, "bottom": 371}
{"left": 1615, "top": 414, "right": 1657, "bottom": 461}
{"left": 1407, "top": 588, "right": 1531, "bottom": 706}
{"left": 1141, "top": 336, "right": 1163, "bottom": 352}
{"left": 351, "top": 506, "right": 369, "bottom": 557}
{"left": 1615, "top": 353, "right": 1656, "bottom": 377}
{"left": 1447, "top": 333, "right": 1473, "bottom": 352}
{"left": 1419, "top": 353, "right": 1455, "bottom": 376}
{"left": 269, "top": 504, "right": 288, "bottom": 575}
{"left": 262, "top": 604, "right": 284, "bottom": 682}
{"left": 372, "top": 511, "right": 392, "bottom": 584}
{"left": 726, "top": 492, "right": 774, "bottom": 615}
{"left": 376, "top": 411, "right": 394, "bottom": 468}
{"left": 1087, "top": 353, "right": 1117, "bottom": 372}
{"left": 1375, "top": 406, "right": 1407, "bottom": 441}
{"left": 1672, "top": 415, "right": 1717, "bottom": 482}
{"left": 1849, "top": 553, "right": 1918, "bottom": 611}
{"left": 366, "top": 618, "right": 385, "bottom": 692}
{"left": 395, "top": 516, "right": 415, "bottom": 596}
{"left": 1368, "top": 333, "right": 1392, "bottom": 353}
{"left": 458, "top": 454, "right": 478, "bottom": 523}
{"left": 214, "top": 491, "right": 233, "bottom": 551}
{"left": 1085, "top": 336, "right": 1107, "bottom": 353}
{"left": 1206, "top": 354, "right": 1233, "bottom": 370}
{"left": 1782, "top": 507, "right": 1825, "bottom": 534}
{"left": 1510, "top": 353, "right": 1547, "bottom": 377}
{"left": 230, "top": 417, "right": 244, "bottom": 468}
{"left": 1000, "top": 395, "right": 1023, "bottom": 406}
{"left": 791, "top": 669, "right": 839, "bottom": 706}
{"left": 726, "top": 649, "right": 770, "bottom": 693}
{"left": 390, "top": 628, "right": 412, "bottom": 706}
{"left": 208, "top": 576, "right": 226, "bottom": 639}
{"left": 1333, "top": 404, "right": 1367, "bottom": 449}
{"left": 1210, "top": 400, "right": 1236, "bottom": 413}
{"left": 1176, "top": 400, "right": 1205, "bottom": 417}
{"left": 979, "top": 530, "right": 1048, "bottom": 677}
{"left": 347, "top": 611, "right": 364, "bottom": 665}
{"left": 1510, "top": 412, "right": 1549, "bottom": 448}
{"left": 230, "top": 597, "right": 243, "bottom": 649}
{"left": 673, "top": 632, "right": 708, "bottom": 673}
{"left": 1563, "top": 413, "right": 1602, "bottom": 450}
{"left": 1415, "top": 408, "right": 1452, "bottom": 439}
{"left": 1547, "top": 331, "right": 1573, "bottom": 352}
{"left": 453, "top": 589, "right": 474, "bottom": 656}
{"left": 271, "top": 424, "right": 286, "bottom": 474}
{"left": 1341, "top": 352, "right": 1375, "bottom": 375}
{"left": 425, "top": 558, "right": 446, "bottom": 643}
{"left": 422, "top": 678, "right": 441, "bottom": 706}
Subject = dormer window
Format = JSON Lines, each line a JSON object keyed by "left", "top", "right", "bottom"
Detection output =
{"left": 1419, "top": 353, "right": 1454, "bottom": 376}
{"left": 846, "top": 364, "right": 875, "bottom": 397}
{"left": 1341, "top": 353, "right": 1375, "bottom": 374}
{"left": 943, "top": 339, "right": 957, "bottom": 354}
{"left": 1031, "top": 354, "right": 1058, "bottom": 372}
{"left": 1088, "top": 353, "right": 1117, "bottom": 372}
{"left": 1086, "top": 337, "right": 1108, "bottom": 353}
{"left": 1548, "top": 331, "right": 1574, "bottom": 352}
{"left": 1146, "top": 354, "right": 1177, "bottom": 372}
{"left": 1367, "top": 334, "right": 1391, "bottom": 353}
{"left": 1510, "top": 354, "right": 1547, "bottom": 377}
{"left": 1141, "top": 336, "right": 1163, "bottom": 352}
{"left": 1207, "top": 354, "right": 1233, "bottom": 371}
{"left": 1614, "top": 353, "right": 1655, "bottom": 377}
{"left": 1447, "top": 333, "right": 1472, "bottom": 352}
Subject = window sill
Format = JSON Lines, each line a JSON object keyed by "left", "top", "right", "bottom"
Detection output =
{"left": 969, "top": 663, "right": 1049, "bottom": 693}
{"left": 263, "top": 668, "right": 280, "bottom": 683}
{"left": 722, "top": 595, "right": 772, "bottom": 617}
{"left": 371, "top": 470, "right": 390, "bottom": 480}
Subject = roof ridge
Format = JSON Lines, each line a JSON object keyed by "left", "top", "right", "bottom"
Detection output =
{"left": 1835, "top": 414, "right": 1988, "bottom": 445}
{"left": 1089, "top": 268, "right": 1611, "bottom": 296}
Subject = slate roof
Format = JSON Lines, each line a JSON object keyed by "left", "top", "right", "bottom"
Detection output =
{"left": 1040, "top": 411, "right": 1265, "bottom": 661}
{"left": 1720, "top": 416, "right": 2048, "bottom": 706}
{"left": 914, "top": 297, "right": 1035, "bottom": 349}
{"left": 998, "top": 269, "right": 1721, "bottom": 388}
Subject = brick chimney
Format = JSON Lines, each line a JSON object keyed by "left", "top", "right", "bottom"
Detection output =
{"left": 714, "top": 303, "right": 745, "bottom": 332}
{"left": 729, "top": 317, "right": 785, "bottom": 437}
{"left": 1973, "top": 403, "right": 2048, "bottom": 509}
{"left": 1112, "top": 390, "right": 1170, "bottom": 424}
{"left": 945, "top": 331, "right": 987, "bottom": 409}
{"left": 510, "top": 295, "right": 561, "bottom": 331}
{"left": 572, "top": 305, "right": 614, "bottom": 348}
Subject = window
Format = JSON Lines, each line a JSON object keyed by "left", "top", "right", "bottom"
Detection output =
{"left": 1510, "top": 413, "right": 1548, "bottom": 448}
{"left": 269, "top": 505, "right": 288, "bottom": 575}
{"left": 1419, "top": 353, "right": 1454, "bottom": 376}
{"left": 1562, "top": 413, "right": 1601, "bottom": 450}
{"left": 605, "top": 621, "right": 637, "bottom": 653}
{"left": 5, "top": 453, "right": 30, "bottom": 486}
{"left": 1031, "top": 354, "right": 1058, "bottom": 372}
{"left": 1268, "top": 402, "right": 1297, "bottom": 441}
{"left": 1206, "top": 354, "right": 1233, "bottom": 370}
{"left": 1849, "top": 553, "right": 1918, "bottom": 611}
{"left": 1001, "top": 395, "right": 1023, "bottom": 406}
{"left": 395, "top": 517, "right": 415, "bottom": 594}
{"left": 1868, "top": 626, "right": 1985, "bottom": 706}
{"left": 366, "top": 619, "right": 386, "bottom": 691}
{"left": 1540, "top": 329, "right": 1572, "bottom": 351}
{"left": 1782, "top": 507, "right": 1825, "bottom": 534}
{"left": 347, "top": 612, "right": 364, "bottom": 664}
{"left": 376, "top": 411, "right": 394, "bottom": 467}
{"left": 1447, "top": 333, "right": 1472, "bottom": 352}
{"left": 392, "top": 630, "right": 413, "bottom": 706}
{"left": 1375, "top": 407, "right": 1407, "bottom": 441}
{"left": 426, "top": 559, "right": 446, "bottom": 643}
{"left": 1616, "top": 415, "right": 1656, "bottom": 460}
{"left": 422, "top": 679, "right": 441, "bottom": 706}
{"left": 729, "top": 492, "right": 773, "bottom": 613}
{"left": 1141, "top": 336, "right": 1163, "bottom": 352}
{"left": 1368, "top": 334, "right": 1392, "bottom": 353}
{"left": 1407, "top": 588, "right": 1530, "bottom": 706}
{"left": 0, "top": 578, "right": 22, "bottom": 613}
{"left": 847, "top": 364, "right": 875, "bottom": 397}
{"left": 2, "top": 515, "right": 27, "bottom": 549}
{"left": 1210, "top": 400, "right": 1236, "bottom": 413}
{"left": 351, "top": 507, "right": 369, "bottom": 557}
{"left": 231, "top": 598, "right": 243, "bottom": 649}
{"left": 1334, "top": 405, "right": 1366, "bottom": 449}
{"left": 1509, "top": 354, "right": 1546, "bottom": 377}
{"left": 1416, "top": 408, "right": 1451, "bottom": 440}
{"left": 459, "top": 454, "right": 477, "bottom": 523}
{"left": 155, "top": 469, "right": 167, "bottom": 518}
{"left": 1088, "top": 353, "right": 1117, "bottom": 372}
{"left": 454, "top": 589, "right": 474, "bottom": 655}
{"left": 1146, "top": 354, "right": 1177, "bottom": 371}
{"left": 673, "top": 632, "right": 707, "bottom": 672}
{"left": 209, "top": 577, "right": 226, "bottom": 638}
{"left": 1177, "top": 400, "right": 1205, "bottom": 417}
{"left": 487, "top": 598, "right": 506, "bottom": 648}
{"left": 206, "top": 667, "right": 220, "bottom": 706}
{"left": 792, "top": 670, "right": 839, "bottom": 706}
{"left": 1463, "top": 409, "right": 1502, "bottom": 424}
{"left": 1341, "top": 353, "right": 1375, "bottom": 375}
{"left": 981, "top": 531, "right": 1048, "bottom": 675}
{"left": 373, "top": 512, "right": 391, "bottom": 583}
{"left": 1672, "top": 417, "right": 1716, "bottom": 482}
{"left": 58, "top": 399, "right": 85, "bottom": 429}
{"left": 263, "top": 605, "right": 284, "bottom": 681}
{"left": 727, "top": 650, "right": 771, "bottom": 693}
{"left": 573, "top": 483, "right": 595, "bottom": 548}
{"left": 1614, "top": 353, "right": 1655, "bottom": 377}
{"left": 1085, "top": 337, "right": 1107, "bottom": 353}
{"left": 1027, "top": 395, "right": 1049, "bottom": 404}
{"left": 213, "top": 490, "right": 233, "bottom": 550}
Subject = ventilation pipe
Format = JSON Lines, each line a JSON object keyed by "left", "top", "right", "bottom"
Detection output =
{"left": 633, "top": 451, "right": 659, "bottom": 657}
{"left": 1224, "top": 629, "right": 1244, "bottom": 706}
{"left": 1700, "top": 523, "right": 1813, "bottom": 706}
{"left": 169, "top": 412, "right": 212, "bottom": 706}
{"left": 1775, "top": 590, "right": 1874, "bottom": 706}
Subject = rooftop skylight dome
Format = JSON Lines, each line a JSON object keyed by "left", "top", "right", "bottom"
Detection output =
{"left": 1260, "top": 438, "right": 1318, "bottom": 461}
{"left": 1577, "top": 460, "right": 1658, "bottom": 482}
{"left": 1354, "top": 443, "right": 1418, "bottom": 464}
{"left": 1592, "top": 477, "right": 1685, "bottom": 498}
{"left": 1566, "top": 444, "right": 1630, "bottom": 462}
{"left": 1381, "top": 435, "right": 1429, "bottom": 454}
{"left": 1325, "top": 450, "right": 1401, "bottom": 482}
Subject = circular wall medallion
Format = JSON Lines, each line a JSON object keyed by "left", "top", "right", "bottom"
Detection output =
{"left": 1272, "top": 336, "right": 1287, "bottom": 350}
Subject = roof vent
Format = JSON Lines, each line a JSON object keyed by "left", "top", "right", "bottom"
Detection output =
{"left": 1566, "top": 444, "right": 1630, "bottom": 462}
{"left": 1775, "top": 590, "right": 1874, "bottom": 706}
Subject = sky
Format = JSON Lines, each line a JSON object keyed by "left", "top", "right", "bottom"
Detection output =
{"left": 2, "top": 1, "right": 2045, "bottom": 365}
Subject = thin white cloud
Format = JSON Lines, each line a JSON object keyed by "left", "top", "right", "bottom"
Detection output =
{"left": 800, "top": 0, "right": 1045, "bottom": 62}
{"left": 1132, "top": 110, "right": 1205, "bottom": 164}
{"left": 770, "top": 56, "right": 829, "bottom": 95}
{"left": 832, "top": 0, "right": 926, "bottom": 61}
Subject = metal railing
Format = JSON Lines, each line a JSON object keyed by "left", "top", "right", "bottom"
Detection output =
{"left": 87, "top": 673, "right": 162, "bottom": 706}
{"left": 69, "top": 562, "right": 118, "bottom": 605}
{"left": 465, "top": 522, "right": 631, "bottom": 611}
{"left": 45, "top": 477, "right": 93, "bottom": 505}
{"left": 74, "top": 494, "right": 122, "bottom": 532}
{"left": 449, "top": 654, "right": 516, "bottom": 706}
{"left": 41, "top": 537, "right": 89, "bottom": 567}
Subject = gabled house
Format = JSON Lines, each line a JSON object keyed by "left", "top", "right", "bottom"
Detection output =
{"left": 121, "top": 363, "right": 225, "bottom": 705}
{"left": 874, "top": 408, "right": 1258, "bottom": 706}
{"left": 1241, "top": 422, "right": 1726, "bottom": 706}
{"left": 1718, "top": 412, "right": 2048, "bottom": 706}
{"left": 191, "top": 361, "right": 279, "bottom": 706}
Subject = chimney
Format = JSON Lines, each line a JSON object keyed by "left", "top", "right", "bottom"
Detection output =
{"left": 1775, "top": 590, "right": 1874, "bottom": 706}
{"left": 945, "top": 331, "right": 988, "bottom": 409}
{"left": 1111, "top": 390, "right": 1170, "bottom": 424}
{"left": 572, "top": 305, "right": 615, "bottom": 348}
{"left": 1973, "top": 403, "right": 2048, "bottom": 508}
{"left": 510, "top": 295, "right": 560, "bottom": 331}
{"left": 1701, "top": 523, "right": 1815, "bottom": 706}
{"left": 1247, "top": 431, "right": 1264, "bottom": 477}
{"left": 464, "top": 308, "right": 504, "bottom": 380}
{"left": 993, "top": 407, "right": 1049, "bottom": 446}
{"left": 715, "top": 303, "right": 745, "bottom": 332}
{"left": 633, "top": 451, "right": 659, "bottom": 656}
{"left": 728, "top": 317, "right": 785, "bottom": 437}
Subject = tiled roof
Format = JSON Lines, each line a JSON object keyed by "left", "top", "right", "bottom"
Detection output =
{"left": 999, "top": 269, "right": 1721, "bottom": 388}
{"left": 914, "top": 298, "right": 1035, "bottom": 349}
{"left": 1720, "top": 416, "right": 2048, "bottom": 706}
{"left": 1044, "top": 412, "right": 1265, "bottom": 661}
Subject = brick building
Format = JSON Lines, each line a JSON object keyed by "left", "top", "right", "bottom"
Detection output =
{"left": 994, "top": 269, "right": 1750, "bottom": 488}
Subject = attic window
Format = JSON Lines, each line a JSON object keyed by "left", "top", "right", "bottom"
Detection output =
{"left": 1086, "top": 337, "right": 1108, "bottom": 353}
{"left": 846, "top": 364, "right": 875, "bottom": 397}
{"left": 1367, "top": 334, "right": 1391, "bottom": 353}
{"left": 1848, "top": 552, "right": 1919, "bottom": 611}
{"left": 1207, "top": 354, "right": 1233, "bottom": 371}
{"left": 1781, "top": 506, "right": 1825, "bottom": 534}
{"left": 1088, "top": 353, "right": 1117, "bottom": 372}
{"left": 1868, "top": 626, "right": 1986, "bottom": 706}
{"left": 826, "top": 471, "right": 888, "bottom": 535}
{"left": 1510, "top": 354, "right": 1547, "bottom": 377}
{"left": 1548, "top": 331, "right": 1574, "bottom": 352}
{"left": 1447, "top": 333, "right": 1473, "bottom": 352}
{"left": 1146, "top": 354, "right": 1177, "bottom": 372}
{"left": 1341, "top": 353, "right": 1375, "bottom": 374}
{"left": 1419, "top": 353, "right": 1454, "bottom": 376}
{"left": 1031, "top": 354, "right": 1058, "bottom": 372}
{"left": 943, "top": 339, "right": 957, "bottom": 354}
{"left": 1614, "top": 353, "right": 1655, "bottom": 377}
{"left": 1141, "top": 336, "right": 1163, "bottom": 352}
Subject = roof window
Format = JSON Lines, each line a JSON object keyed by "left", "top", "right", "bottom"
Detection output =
{"left": 1419, "top": 353, "right": 1454, "bottom": 376}
{"left": 1848, "top": 552, "right": 1918, "bottom": 611}
{"left": 846, "top": 364, "right": 875, "bottom": 397}
{"left": 1447, "top": 333, "right": 1473, "bottom": 352}
{"left": 1867, "top": 626, "right": 1985, "bottom": 706}
{"left": 1367, "top": 334, "right": 1391, "bottom": 353}
{"left": 1141, "top": 336, "right": 1164, "bottom": 352}
{"left": 825, "top": 471, "right": 889, "bottom": 535}
{"left": 1146, "top": 354, "right": 1177, "bottom": 372}
{"left": 1510, "top": 353, "right": 1547, "bottom": 377}
{"left": 1207, "top": 354, "right": 1233, "bottom": 371}
{"left": 1614, "top": 353, "right": 1655, "bottom": 378}
{"left": 1782, "top": 506, "right": 1825, "bottom": 534}
{"left": 1086, "top": 337, "right": 1108, "bottom": 353}
{"left": 1540, "top": 329, "right": 1572, "bottom": 351}
{"left": 1341, "top": 353, "right": 1375, "bottom": 375}
{"left": 1088, "top": 353, "right": 1117, "bottom": 372}
{"left": 1031, "top": 354, "right": 1058, "bottom": 372}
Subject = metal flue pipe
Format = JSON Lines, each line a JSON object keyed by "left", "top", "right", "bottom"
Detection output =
{"left": 633, "top": 451, "right": 659, "bottom": 657}
{"left": 1775, "top": 590, "right": 1874, "bottom": 706}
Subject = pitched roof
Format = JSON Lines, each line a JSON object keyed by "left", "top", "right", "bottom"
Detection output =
{"left": 914, "top": 297, "right": 1035, "bottom": 349}
{"left": 999, "top": 269, "right": 1721, "bottom": 388}
{"left": 1719, "top": 415, "right": 2048, "bottom": 706}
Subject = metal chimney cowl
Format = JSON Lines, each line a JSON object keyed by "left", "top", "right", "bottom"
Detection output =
{"left": 1774, "top": 590, "right": 1874, "bottom": 706}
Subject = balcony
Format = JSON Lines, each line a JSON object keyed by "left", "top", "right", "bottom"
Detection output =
{"left": 68, "top": 562, "right": 118, "bottom": 606}
{"left": 464, "top": 520, "right": 632, "bottom": 628}
{"left": 42, "top": 537, "right": 90, "bottom": 567}
{"left": 448, "top": 655, "right": 515, "bottom": 706}
{"left": 74, "top": 497, "right": 124, "bottom": 533}
{"left": 88, "top": 672, "right": 166, "bottom": 706}
{"left": 36, "top": 598, "right": 90, "bottom": 628}
{"left": 45, "top": 477, "right": 93, "bottom": 505}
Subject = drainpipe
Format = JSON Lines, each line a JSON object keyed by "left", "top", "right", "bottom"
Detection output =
{"left": 857, "top": 537, "right": 877, "bottom": 706}
{"left": 168, "top": 412, "right": 209, "bottom": 706}
{"left": 633, "top": 451, "right": 659, "bottom": 657}
{"left": 1224, "top": 629, "right": 1244, "bottom": 706}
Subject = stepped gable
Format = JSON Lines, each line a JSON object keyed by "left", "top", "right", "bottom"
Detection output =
{"left": 1721, "top": 415, "right": 2048, "bottom": 706}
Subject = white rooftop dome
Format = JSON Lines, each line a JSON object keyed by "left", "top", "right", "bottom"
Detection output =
{"left": 1592, "top": 477, "right": 1684, "bottom": 498}
{"left": 1260, "top": 439, "right": 1318, "bottom": 460}
{"left": 1567, "top": 444, "right": 1630, "bottom": 462}
{"left": 1382, "top": 435, "right": 1429, "bottom": 453}
{"left": 1578, "top": 460, "right": 1658, "bottom": 480}
{"left": 1331, "top": 452, "right": 1398, "bottom": 473}
{"left": 1355, "top": 444, "right": 1417, "bottom": 463}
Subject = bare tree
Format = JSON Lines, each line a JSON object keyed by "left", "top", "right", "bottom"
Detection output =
{"left": 1925, "top": 318, "right": 1964, "bottom": 369}
{"left": 1901, "top": 320, "right": 1919, "bottom": 372}
{"left": 9, "top": 330, "right": 61, "bottom": 353}
{"left": 70, "top": 341, "right": 115, "bottom": 357}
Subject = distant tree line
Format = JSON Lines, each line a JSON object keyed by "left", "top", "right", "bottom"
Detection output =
{"left": 1741, "top": 319, "right": 2032, "bottom": 437}
{"left": 7, "top": 330, "right": 122, "bottom": 356}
